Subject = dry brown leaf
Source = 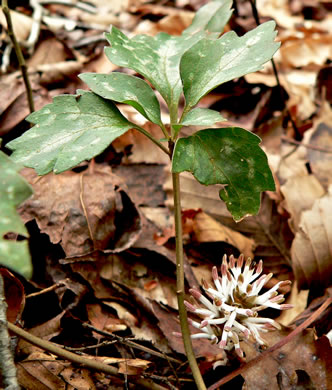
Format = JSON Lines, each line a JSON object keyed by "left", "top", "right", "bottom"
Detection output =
{"left": 27, "top": 38, "right": 74, "bottom": 67}
{"left": 86, "top": 303, "right": 127, "bottom": 340}
{"left": 18, "top": 312, "right": 65, "bottom": 356}
{"left": 280, "top": 35, "right": 332, "bottom": 68}
{"left": 0, "top": 268, "right": 25, "bottom": 324}
{"left": 278, "top": 281, "right": 309, "bottom": 326}
{"left": 192, "top": 211, "right": 255, "bottom": 258}
{"left": 281, "top": 174, "right": 325, "bottom": 233}
{"left": 0, "top": 7, "right": 33, "bottom": 41}
{"left": 102, "top": 301, "right": 138, "bottom": 328}
{"left": 92, "top": 356, "right": 151, "bottom": 375}
{"left": 17, "top": 355, "right": 96, "bottom": 390}
{"left": 291, "top": 186, "right": 332, "bottom": 289}
{"left": 19, "top": 165, "right": 142, "bottom": 256}
{"left": 112, "top": 106, "right": 169, "bottom": 164}
{"left": 241, "top": 329, "right": 329, "bottom": 390}
{"left": 307, "top": 104, "right": 332, "bottom": 189}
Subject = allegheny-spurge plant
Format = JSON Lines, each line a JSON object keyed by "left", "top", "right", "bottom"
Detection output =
{"left": 5, "top": 0, "right": 287, "bottom": 388}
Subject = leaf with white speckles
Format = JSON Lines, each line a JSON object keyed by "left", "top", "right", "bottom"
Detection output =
{"left": 0, "top": 152, "right": 33, "bottom": 277}
{"left": 181, "top": 108, "right": 225, "bottom": 126}
{"left": 180, "top": 21, "right": 280, "bottom": 110}
{"left": 6, "top": 91, "right": 133, "bottom": 175}
{"left": 172, "top": 127, "right": 275, "bottom": 221}
{"left": 79, "top": 72, "right": 162, "bottom": 126}
{"left": 104, "top": 0, "right": 232, "bottom": 112}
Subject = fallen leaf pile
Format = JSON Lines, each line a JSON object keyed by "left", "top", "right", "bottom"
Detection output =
{"left": 1, "top": 0, "right": 331, "bottom": 389}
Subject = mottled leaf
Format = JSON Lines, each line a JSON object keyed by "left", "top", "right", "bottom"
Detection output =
{"left": 7, "top": 92, "right": 133, "bottom": 175}
{"left": 104, "top": 0, "right": 232, "bottom": 112}
{"left": 79, "top": 72, "right": 162, "bottom": 125}
{"left": 181, "top": 108, "right": 225, "bottom": 126}
{"left": 172, "top": 127, "right": 275, "bottom": 221}
{"left": 0, "top": 152, "right": 32, "bottom": 277}
{"left": 183, "top": 0, "right": 233, "bottom": 35}
{"left": 181, "top": 21, "right": 280, "bottom": 109}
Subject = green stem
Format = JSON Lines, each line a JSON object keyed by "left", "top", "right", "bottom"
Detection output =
{"left": 172, "top": 171, "right": 207, "bottom": 390}
{"left": 133, "top": 124, "right": 170, "bottom": 156}
{"left": 2, "top": 0, "right": 35, "bottom": 113}
{"left": 160, "top": 123, "right": 171, "bottom": 140}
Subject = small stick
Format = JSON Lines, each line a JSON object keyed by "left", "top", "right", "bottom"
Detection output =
{"left": 281, "top": 135, "right": 332, "bottom": 153}
{"left": 2, "top": 0, "right": 35, "bottom": 113}
{"left": 82, "top": 323, "right": 182, "bottom": 364}
{"left": 7, "top": 322, "right": 167, "bottom": 390}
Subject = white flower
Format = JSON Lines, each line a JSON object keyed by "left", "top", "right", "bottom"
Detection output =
{"left": 185, "top": 254, "right": 293, "bottom": 360}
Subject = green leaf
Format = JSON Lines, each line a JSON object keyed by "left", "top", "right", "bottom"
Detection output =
{"left": 7, "top": 92, "right": 133, "bottom": 175}
{"left": 181, "top": 108, "right": 225, "bottom": 126}
{"left": 172, "top": 127, "right": 275, "bottom": 221}
{"left": 180, "top": 21, "right": 280, "bottom": 110}
{"left": 0, "top": 151, "right": 33, "bottom": 278}
{"left": 79, "top": 72, "right": 162, "bottom": 126}
{"left": 183, "top": 0, "right": 233, "bottom": 35}
{"left": 104, "top": 0, "right": 232, "bottom": 112}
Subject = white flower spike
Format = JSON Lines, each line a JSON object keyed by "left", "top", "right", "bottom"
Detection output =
{"left": 186, "top": 254, "right": 293, "bottom": 360}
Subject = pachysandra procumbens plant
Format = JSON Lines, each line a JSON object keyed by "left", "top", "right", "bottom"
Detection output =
{"left": 6, "top": 0, "right": 283, "bottom": 386}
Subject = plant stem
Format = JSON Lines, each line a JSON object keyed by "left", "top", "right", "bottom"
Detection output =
{"left": 172, "top": 171, "right": 207, "bottom": 390}
{"left": 2, "top": 0, "right": 35, "bottom": 113}
{"left": 133, "top": 124, "right": 170, "bottom": 156}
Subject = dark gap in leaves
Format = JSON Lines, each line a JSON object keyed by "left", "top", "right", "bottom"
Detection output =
{"left": 186, "top": 242, "right": 241, "bottom": 266}
{"left": 26, "top": 220, "right": 66, "bottom": 285}
{"left": 295, "top": 369, "right": 316, "bottom": 389}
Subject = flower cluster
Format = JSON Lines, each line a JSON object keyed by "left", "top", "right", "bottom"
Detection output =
{"left": 185, "top": 254, "right": 292, "bottom": 359}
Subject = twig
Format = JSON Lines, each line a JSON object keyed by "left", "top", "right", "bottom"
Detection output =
{"left": 208, "top": 296, "right": 332, "bottom": 390}
{"left": 1, "top": 0, "right": 35, "bottom": 113}
{"left": 0, "top": 275, "right": 20, "bottom": 390}
{"left": 82, "top": 323, "right": 181, "bottom": 364}
{"left": 7, "top": 322, "right": 167, "bottom": 390}
{"left": 281, "top": 135, "right": 332, "bottom": 153}
{"left": 248, "top": 0, "right": 301, "bottom": 140}
{"left": 26, "top": 280, "right": 69, "bottom": 299}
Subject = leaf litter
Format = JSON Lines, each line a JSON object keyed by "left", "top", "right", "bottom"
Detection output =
{"left": 0, "top": 0, "right": 331, "bottom": 388}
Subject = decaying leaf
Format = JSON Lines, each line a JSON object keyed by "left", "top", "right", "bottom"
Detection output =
{"left": 291, "top": 186, "right": 332, "bottom": 290}
{"left": 19, "top": 165, "right": 141, "bottom": 256}
{"left": 241, "top": 329, "right": 329, "bottom": 390}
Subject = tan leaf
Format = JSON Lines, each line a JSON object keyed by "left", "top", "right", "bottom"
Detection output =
{"left": 281, "top": 174, "right": 325, "bottom": 233}
{"left": 291, "top": 186, "right": 332, "bottom": 289}
{"left": 192, "top": 211, "right": 255, "bottom": 258}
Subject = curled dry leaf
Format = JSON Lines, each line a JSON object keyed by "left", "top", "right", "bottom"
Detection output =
{"left": 291, "top": 186, "right": 332, "bottom": 290}
{"left": 19, "top": 165, "right": 142, "bottom": 257}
